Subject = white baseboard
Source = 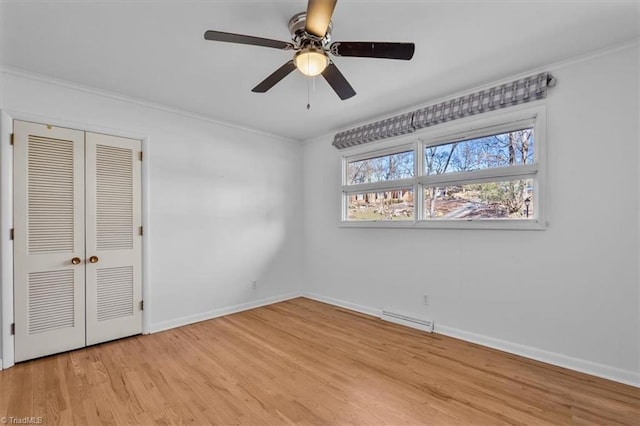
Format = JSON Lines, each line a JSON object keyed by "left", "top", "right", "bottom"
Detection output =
{"left": 148, "top": 291, "right": 301, "bottom": 333}
{"left": 302, "top": 292, "right": 640, "bottom": 388}
{"left": 435, "top": 324, "right": 640, "bottom": 388}
{"left": 303, "top": 292, "right": 382, "bottom": 317}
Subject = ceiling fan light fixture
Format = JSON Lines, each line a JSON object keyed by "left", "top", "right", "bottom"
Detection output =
{"left": 294, "top": 47, "right": 329, "bottom": 77}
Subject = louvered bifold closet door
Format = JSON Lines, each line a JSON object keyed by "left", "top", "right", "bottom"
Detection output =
{"left": 13, "top": 121, "right": 86, "bottom": 362}
{"left": 85, "top": 132, "right": 142, "bottom": 346}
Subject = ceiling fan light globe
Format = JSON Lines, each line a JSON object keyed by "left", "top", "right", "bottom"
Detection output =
{"left": 294, "top": 49, "right": 329, "bottom": 77}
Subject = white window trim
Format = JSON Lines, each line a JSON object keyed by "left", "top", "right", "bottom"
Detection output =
{"left": 343, "top": 143, "right": 415, "bottom": 164}
{"left": 419, "top": 163, "right": 538, "bottom": 187}
{"left": 339, "top": 103, "right": 547, "bottom": 230}
{"left": 342, "top": 179, "right": 415, "bottom": 194}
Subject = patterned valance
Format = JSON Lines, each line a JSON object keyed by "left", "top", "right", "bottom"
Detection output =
{"left": 332, "top": 72, "right": 555, "bottom": 149}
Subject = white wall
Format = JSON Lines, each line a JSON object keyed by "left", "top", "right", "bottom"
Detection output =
{"left": 302, "top": 44, "right": 640, "bottom": 385}
{"left": 0, "top": 70, "right": 304, "bottom": 360}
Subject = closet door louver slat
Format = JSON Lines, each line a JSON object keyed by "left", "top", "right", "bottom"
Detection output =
{"left": 97, "top": 266, "right": 134, "bottom": 322}
{"left": 28, "top": 270, "right": 75, "bottom": 334}
{"left": 27, "top": 136, "right": 74, "bottom": 253}
{"left": 96, "top": 144, "right": 134, "bottom": 251}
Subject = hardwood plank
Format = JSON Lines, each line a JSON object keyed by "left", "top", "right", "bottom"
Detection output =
{"left": 0, "top": 297, "right": 638, "bottom": 425}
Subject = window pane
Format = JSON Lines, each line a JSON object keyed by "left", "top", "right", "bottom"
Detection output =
{"left": 423, "top": 179, "right": 534, "bottom": 220}
{"left": 424, "top": 128, "right": 534, "bottom": 175}
{"left": 347, "top": 190, "right": 414, "bottom": 221}
{"left": 348, "top": 150, "right": 414, "bottom": 185}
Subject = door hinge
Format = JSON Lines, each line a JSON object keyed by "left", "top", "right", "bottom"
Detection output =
{"left": 10, "top": 323, "right": 15, "bottom": 335}
{"left": 10, "top": 133, "right": 14, "bottom": 145}
{"left": 140, "top": 300, "right": 144, "bottom": 311}
{"left": 10, "top": 228, "right": 14, "bottom": 240}
{"left": 139, "top": 151, "right": 143, "bottom": 161}
{"left": 139, "top": 226, "right": 143, "bottom": 236}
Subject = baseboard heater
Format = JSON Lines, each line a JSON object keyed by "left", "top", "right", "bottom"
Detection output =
{"left": 381, "top": 310, "right": 434, "bottom": 333}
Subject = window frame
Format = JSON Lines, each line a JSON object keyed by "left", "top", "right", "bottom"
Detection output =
{"left": 340, "top": 104, "right": 547, "bottom": 230}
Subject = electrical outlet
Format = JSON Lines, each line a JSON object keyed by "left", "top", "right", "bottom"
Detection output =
{"left": 252, "top": 280, "right": 257, "bottom": 290}
{"left": 423, "top": 295, "right": 430, "bottom": 306}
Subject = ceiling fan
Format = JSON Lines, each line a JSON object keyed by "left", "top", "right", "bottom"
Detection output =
{"left": 204, "top": 0, "right": 415, "bottom": 100}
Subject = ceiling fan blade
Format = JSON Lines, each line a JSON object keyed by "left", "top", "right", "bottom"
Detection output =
{"left": 321, "top": 62, "right": 356, "bottom": 100}
{"left": 305, "top": 0, "right": 337, "bottom": 38}
{"left": 330, "top": 42, "right": 415, "bottom": 60}
{"left": 252, "top": 60, "right": 297, "bottom": 93}
{"left": 204, "top": 30, "right": 295, "bottom": 50}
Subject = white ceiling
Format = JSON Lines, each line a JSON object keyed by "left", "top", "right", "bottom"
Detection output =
{"left": 1, "top": 0, "right": 639, "bottom": 141}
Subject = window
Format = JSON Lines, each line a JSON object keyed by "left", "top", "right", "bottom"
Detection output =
{"left": 341, "top": 106, "right": 546, "bottom": 229}
{"left": 421, "top": 128, "right": 535, "bottom": 221}
{"left": 347, "top": 150, "right": 414, "bottom": 184}
{"left": 347, "top": 189, "right": 415, "bottom": 221}
{"left": 343, "top": 146, "right": 416, "bottom": 223}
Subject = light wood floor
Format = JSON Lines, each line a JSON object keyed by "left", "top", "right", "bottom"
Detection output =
{"left": 1, "top": 298, "right": 638, "bottom": 425}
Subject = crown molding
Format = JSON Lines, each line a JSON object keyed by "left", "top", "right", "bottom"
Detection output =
{"left": 0, "top": 66, "right": 301, "bottom": 145}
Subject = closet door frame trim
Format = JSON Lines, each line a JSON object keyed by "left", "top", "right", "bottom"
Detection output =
{"left": 0, "top": 110, "right": 151, "bottom": 369}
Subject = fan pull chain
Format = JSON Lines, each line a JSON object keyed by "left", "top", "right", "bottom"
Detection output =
{"left": 307, "top": 77, "right": 311, "bottom": 110}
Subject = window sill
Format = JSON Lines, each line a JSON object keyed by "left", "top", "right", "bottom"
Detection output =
{"left": 339, "top": 219, "right": 546, "bottom": 230}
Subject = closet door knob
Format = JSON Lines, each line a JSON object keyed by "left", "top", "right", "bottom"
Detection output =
{"left": 89, "top": 256, "right": 99, "bottom": 264}
{"left": 71, "top": 257, "right": 81, "bottom": 265}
